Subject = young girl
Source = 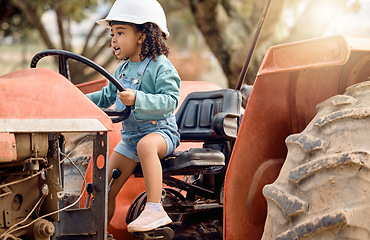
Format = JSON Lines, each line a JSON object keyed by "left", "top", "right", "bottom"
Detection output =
{"left": 87, "top": 0, "right": 180, "bottom": 233}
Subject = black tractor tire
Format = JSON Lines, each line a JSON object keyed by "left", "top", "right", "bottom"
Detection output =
{"left": 262, "top": 80, "right": 370, "bottom": 240}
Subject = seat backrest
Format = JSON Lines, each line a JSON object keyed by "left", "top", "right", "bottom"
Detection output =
{"left": 175, "top": 89, "right": 242, "bottom": 142}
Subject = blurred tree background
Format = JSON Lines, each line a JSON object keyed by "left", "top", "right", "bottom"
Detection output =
{"left": 0, "top": 0, "right": 367, "bottom": 87}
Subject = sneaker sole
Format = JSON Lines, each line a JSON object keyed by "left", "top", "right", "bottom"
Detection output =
{"left": 127, "top": 216, "right": 172, "bottom": 232}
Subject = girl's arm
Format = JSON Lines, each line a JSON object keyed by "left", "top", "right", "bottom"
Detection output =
{"left": 86, "top": 82, "right": 118, "bottom": 108}
{"left": 134, "top": 69, "right": 180, "bottom": 116}
{"left": 86, "top": 63, "right": 125, "bottom": 108}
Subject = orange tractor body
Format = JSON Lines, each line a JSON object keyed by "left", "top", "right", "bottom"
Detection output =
{"left": 0, "top": 68, "right": 113, "bottom": 239}
{"left": 0, "top": 68, "right": 112, "bottom": 131}
{"left": 224, "top": 35, "right": 370, "bottom": 239}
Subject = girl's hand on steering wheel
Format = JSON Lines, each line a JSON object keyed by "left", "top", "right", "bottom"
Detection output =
{"left": 118, "top": 89, "right": 136, "bottom": 106}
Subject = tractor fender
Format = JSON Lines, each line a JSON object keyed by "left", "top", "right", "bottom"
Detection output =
{"left": 223, "top": 35, "right": 370, "bottom": 239}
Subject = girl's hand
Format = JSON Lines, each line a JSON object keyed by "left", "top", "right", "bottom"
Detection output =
{"left": 118, "top": 89, "right": 136, "bottom": 106}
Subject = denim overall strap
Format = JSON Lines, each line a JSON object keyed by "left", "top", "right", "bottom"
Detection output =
{"left": 136, "top": 56, "right": 153, "bottom": 80}
{"left": 118, "top": 61, "right": 130, "bottom": 79}
{"left": 115, "top": 57, "right": 153, "bottom": 111}
{"left": 118, "top": 57, "right": 152, "bottom": 81}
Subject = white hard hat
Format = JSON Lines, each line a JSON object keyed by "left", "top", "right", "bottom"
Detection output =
{"left": 96, "top": 0, "right": 170, "bottom": 37}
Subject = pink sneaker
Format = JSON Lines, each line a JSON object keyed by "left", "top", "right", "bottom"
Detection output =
{"left": 127, "top": 204, "right": 172, "bottom": 232}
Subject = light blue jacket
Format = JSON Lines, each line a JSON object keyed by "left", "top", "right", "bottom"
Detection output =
{"left": 87, "top": 55, "right": 181, "bottom": 120}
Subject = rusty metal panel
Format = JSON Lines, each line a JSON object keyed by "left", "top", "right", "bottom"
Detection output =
{"left": 52, "top": 132, "right": 108, "bottom": 240}
{"left": 0, "top": 133, "right": 16, "bottom": 162}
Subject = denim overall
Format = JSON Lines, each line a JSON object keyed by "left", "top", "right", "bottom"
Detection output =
{"left": 114, "top": 57, "right": 180, "bottom": 162}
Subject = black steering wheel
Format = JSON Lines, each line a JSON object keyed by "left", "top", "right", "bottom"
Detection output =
{"left": 30, "top": 49, "right": 130, "bottom": 123}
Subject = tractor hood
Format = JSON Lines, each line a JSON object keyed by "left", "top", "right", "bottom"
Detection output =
{"left": 0, "top": 68, "right": 113, "bottom": 133}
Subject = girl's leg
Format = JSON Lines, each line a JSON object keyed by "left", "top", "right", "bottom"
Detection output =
{"left": 107, "top": 151, "right": 138, "bottom": 225}
{"left": 136, "top": 132, "right": 167, "bottom": 203}
{"left": 126, "top": 132, "right": 171, "bottom": 232}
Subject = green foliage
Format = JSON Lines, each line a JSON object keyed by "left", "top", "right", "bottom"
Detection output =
{"left": 59, "top": 0, "right": 99, "bottom": 22}
{"left": 1, "top": 0, "right": 112, "bottom": 36}
{"left": 26, "top": 0, "right": 101, "bottom": 21}
{"left": 0, "top": 0, "right": 30, "bottom": 39}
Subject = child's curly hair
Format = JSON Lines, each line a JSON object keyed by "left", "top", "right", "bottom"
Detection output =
{"left": 136, "top": 22, "right": 169, "bottom": 61}
{"left": 111, "top": 22, "right": 169, "bottom": 62}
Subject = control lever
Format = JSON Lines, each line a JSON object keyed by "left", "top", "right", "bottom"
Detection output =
{"left": 84, "top": 169, "right": 121, "bottom": 208}
{"left": 84, "top": 183, "right": 93, "bottom": 208}
{"left": 108, "top": 169, "right": 121, "bottom": 194}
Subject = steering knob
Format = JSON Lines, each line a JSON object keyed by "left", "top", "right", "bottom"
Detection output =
{"left": 112, "top": 169, "right": 121, "bottom": 180}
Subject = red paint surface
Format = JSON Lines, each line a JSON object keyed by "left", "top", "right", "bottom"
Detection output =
{"left": 224, "top": 35, "right": 370, "bottom": 239}
{"left": 0, "top": 68, "right": 112, "bottom": 131}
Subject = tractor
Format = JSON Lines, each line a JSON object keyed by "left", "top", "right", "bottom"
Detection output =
{"left": 1, "top": 26, "right": 370, "bottom": 240}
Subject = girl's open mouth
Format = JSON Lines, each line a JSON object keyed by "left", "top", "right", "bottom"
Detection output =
{"left": 114, "top": 47, "right": 121, "bottom": 56}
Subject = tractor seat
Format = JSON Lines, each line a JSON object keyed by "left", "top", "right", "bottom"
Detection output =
{"left": 134, "top": 89, "right": 242, "bottom": 177}
{"left": 161, "top": 148, "right": 225, "bottom": 175}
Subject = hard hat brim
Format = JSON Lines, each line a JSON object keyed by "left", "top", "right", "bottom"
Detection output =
{"left": 96, "top": 18, "right": 170, "bottom": 37}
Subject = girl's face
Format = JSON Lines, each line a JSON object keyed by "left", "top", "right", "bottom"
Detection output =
{"left": 110, "top": 24, "right": 145, "bottom": 62}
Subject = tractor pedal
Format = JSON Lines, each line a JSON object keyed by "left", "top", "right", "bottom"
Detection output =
{"left": 133, "top": 227, "right": 175, "bottom": 240}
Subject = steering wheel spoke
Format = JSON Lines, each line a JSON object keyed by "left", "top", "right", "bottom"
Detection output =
{"left": 58, "top": 55, "right": 70, "bottom": 80}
